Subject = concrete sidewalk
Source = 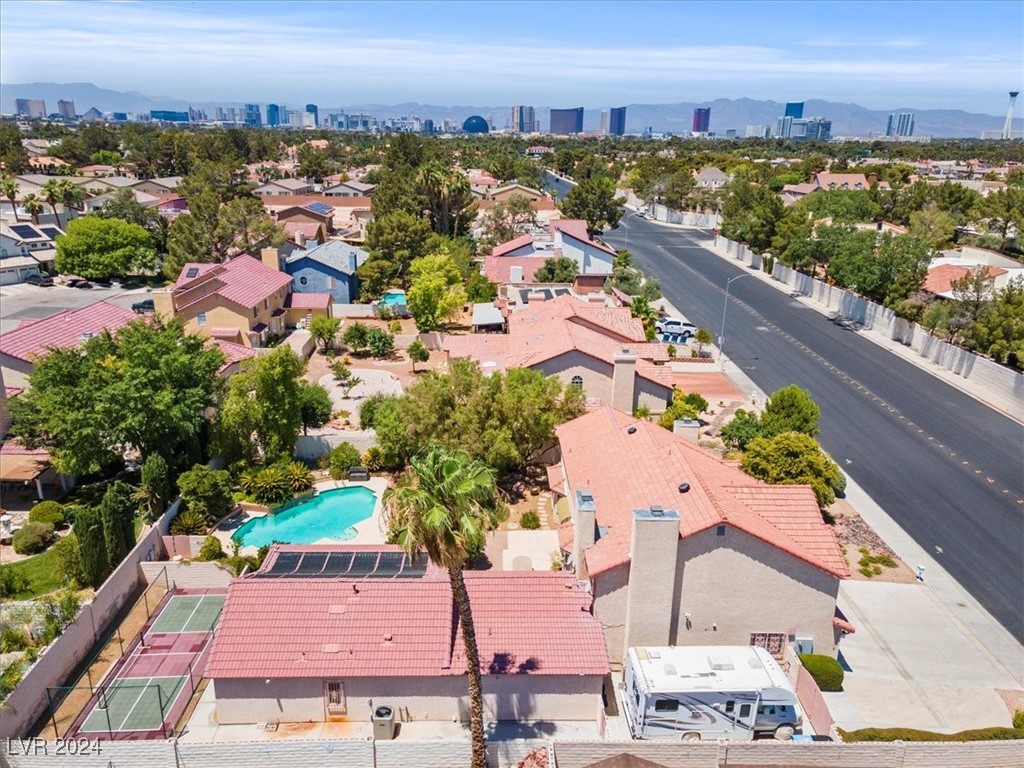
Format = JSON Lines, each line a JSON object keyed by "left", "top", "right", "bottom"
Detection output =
{"left": 648, "top": 218, "right": 1023, "bottom": 424}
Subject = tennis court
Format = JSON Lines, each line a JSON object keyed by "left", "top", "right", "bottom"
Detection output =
{"left": 71, "top": 591, "right": 226, "bottom": 739}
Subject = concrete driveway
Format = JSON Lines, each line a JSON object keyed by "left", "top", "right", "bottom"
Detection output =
{"left": 825, "top": 580, "right": 1022, "bottom": 733}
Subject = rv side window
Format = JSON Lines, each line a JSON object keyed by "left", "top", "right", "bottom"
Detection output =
{"left": 654, "top": 699, "right": 679, "bottom": 712}
{"left": 739, "top": 704, "right": 751, "bottom": 718}
{"left": 725, "top": 700, "right": 735, "bottom": 714}
{"left": 759, "top": 705, "right": 775, "bottom": 715}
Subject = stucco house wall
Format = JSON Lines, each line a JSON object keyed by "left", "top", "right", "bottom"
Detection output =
{"left": 286, "top": 260, "right": 359, "bottom": 304}
{"left": 167, "top": 284, "right": 290, "bottom": 347}
{"left": 557, "top": 236, "right": 613, "bottom": 275}
{"left": 533, "top": 350, "right": 671, "bottom": 412}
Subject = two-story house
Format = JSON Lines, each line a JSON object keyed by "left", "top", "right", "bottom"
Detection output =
{"left": 280, "top": 240, "right": 370, "bottom": 305}
{"left": 0, "top": 222, "right": 63, "bottom": 283}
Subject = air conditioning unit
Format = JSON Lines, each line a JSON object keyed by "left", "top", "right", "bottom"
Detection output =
{"left": 793, "top": 637, "right": 814, "bottom": 655}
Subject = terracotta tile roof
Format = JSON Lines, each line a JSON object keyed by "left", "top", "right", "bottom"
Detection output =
{"left": 922, "top": 264, "right": 1006, "bottom": 296}
{"left": 173, "top": 255, "right": 292, "bottom": 311}
{"left": 484, "top": 256, "right": 543, "bottom": 284}
{"left": 209, "top": 328, "right": 242, "bottom": 340}
{"left": 491, "top": 234, "right": 535, "bottom": 257}
{"left": 672, "top": 372, "right": 745, "bottom": 402}
{"left": 205, "top": 545, "right": 608, "bottom": 680}
{"left": 285, "top": 292, "right": 332, "bottom": 309}
{"left": 281, "top": 221, "right": 322, "bottom": 239}
{"left": 0, "top": 439, "right": 49, "bottom": 456}
{"left": 551, "top": 220, "right": 616, "bottom": 256}
{"left": 555, "top": 407, "right": 849, "bottom": 578}
{"left": 0, "top": 301, "right": 135, "bottom": 364}
{"left": 208, "top": 339, "right": 256, "bottom": 373}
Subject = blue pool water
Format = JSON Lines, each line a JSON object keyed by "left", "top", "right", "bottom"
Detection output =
{"left": 380, "top": 290, "right": 407, "bottom": 306}
{"left": 231, "top": 486, "right": 376, "bottom": 548}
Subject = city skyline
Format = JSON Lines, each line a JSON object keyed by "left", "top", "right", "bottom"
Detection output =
{"left": 1, "top": 1, "right": 1021, "bottom": 114}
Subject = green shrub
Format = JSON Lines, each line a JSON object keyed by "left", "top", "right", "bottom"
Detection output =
{"left": 520, "top": 511, "right": 541, "bottom": 530}
{"left": 245, "top": 465, "right": 292, "bottom": 505}
{"left": 29, "top": 501, "right": 66, "bottom": 529}
{"left": 194, "top": 536, "right": 225, "bottom": 562}
{"left": 838, "top": 726, "right": 1024, "bottom": 742}
{"left": 1013, "top": 710, "right": 1024, "bottom": 730}
{"left": 328, "top": 443, "right": 363, "bottom": 480}
{"left": 799, "top": 653, "right": 844, "bottom": 692}
{"left": 170, "top": 510, "right": 208, "bottom": 536}
{"left": 0, "top": 564, "right": 30, "bottom": 600}
{"left": 367, "top": 327, "right": 395, "bottom": 358}
{"left": 283, "top": 462, "right": 314, "bottom": 494}
{"left": 52, "top": 534, "right": 85, "bottom": 588}
{"left": 389, "top": 320, "right": 402, "bottom": 334}
{"left": 362, "top": 447, "right": 386, "bottom": 472}
{"left": 12, "top": 522, "right": 55, "bottom": 555}
{"left": 359, "top": 393, "right": 395, "bottom": 429}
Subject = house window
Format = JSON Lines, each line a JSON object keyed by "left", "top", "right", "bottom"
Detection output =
{"left": 653, "top": 699, "right": 678, "bottom": 712}
{"left": 716, "top": 525, "right": 726, "bottom": 536}
{"left": 325, "top": 681, "right": 346, "bottom": 714}
{"left": 253, "top": 307, "right": 259, "bottom": 318}
{"left": 196, "top": 312, "right": 207, "bottom": 326}
{"left": 327, "top": 276, "right": 335, "bottom": 289}
{"left": 299, "top": 276, "right": 308, "bottom": 286}
{"left": 264, "top": 299, "right": 268, "bottom": 309}
{"left": 750, "top": 632, "right": 786, "bottom": 657}
{"left": 570, "top": 375, "right": 584, "bottom": 393}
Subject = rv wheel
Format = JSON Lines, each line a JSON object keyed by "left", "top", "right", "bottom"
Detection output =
{"left": 774, "top": 725, "right": 795, "bottom": 740}
{"left": 681, "top": 732, "right": 701, "bottom": 742}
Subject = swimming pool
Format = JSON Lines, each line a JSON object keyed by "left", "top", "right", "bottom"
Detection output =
{"left": 231, "top": 486, "right": 377, "bottom": 548}
{"left": 380, "top": 290, "right": 407, "bottom": 307}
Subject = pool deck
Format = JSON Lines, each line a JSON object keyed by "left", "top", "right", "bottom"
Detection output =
{"left": 213, "top": 477, "right": 390, "bottom": 555}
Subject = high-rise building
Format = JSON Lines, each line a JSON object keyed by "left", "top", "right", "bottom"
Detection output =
{"left": 600, "top": 111, "right": 608, "bottom": 135}
{"left": 550, "top": 107, "right": 584, "bottom": 135}
{"left": 57, "top": 100, "right": 76, "bottom": 119}
{"left": 266, "top": 103, "right": 282, "bottom": 127}
{"left": 15, "top": 99, "right": 46, "bottom": 119}
{"left": 746, "top": 124, "right": 770, "bottom": 139}
{"left": 692, "top": 107, "right": 711, "bottom": 134}
{"left": 609, "top": 107, "right": 627, "bottom": 136}
{"left": 150, "top": 110, "right": 190, "bottom": 123}
{"left": 511, "top": 105, "right": 536, "bottom": 133}
{"left": 305, "top": 104, "right": 319, "bottom": 128}
{"left": 244, "top": 104, "right": 262, "bottom": 127}
{"left": 776, "top": 114, "right": 830, "bottom": 141}
{"left": 885, "top": 112, "right": 915, "bottom": 138}
{"left": 422, "top": 119, "right": 434, "bottom": 134}
{"left": 784, "top": 102, "right": 804, "bottom": 119}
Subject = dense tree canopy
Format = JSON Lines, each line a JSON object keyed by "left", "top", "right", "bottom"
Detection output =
{"left": 407, "top": 251, "right": 468, "bottom": 332}
{"left": 559, "top": 175, "right": 625, "bottom": 235}
{"left": 54, "top": 216, "right": 156, "bottom": 279}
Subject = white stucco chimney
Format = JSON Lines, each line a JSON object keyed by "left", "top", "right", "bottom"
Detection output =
{"left": 509, "top": 265, "right": 524, "bottom": 283}
{"left": 611, "top": 349, "right": 637, "bottom": 413}
{"left": 624, "top": 507, "right": 680, "bottom": 654}
{"left": 673, "top": 418, "right": 701, "bottom": 442}
{"left": 573, "top": 489, "right": 597, "bottom": 579}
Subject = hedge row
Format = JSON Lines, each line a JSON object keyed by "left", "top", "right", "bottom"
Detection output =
{"left": 799, "top": 653, "right": 844, "bottom": 691}
{"left": 839, "top": 726, "right": 1024, "bottom": 742}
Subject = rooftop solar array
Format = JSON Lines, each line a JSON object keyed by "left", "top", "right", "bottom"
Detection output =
{"left": 41, "top": 227, "right": 62, "bottom": 240}
{"left": 304, "top": 201, "right": 334, "bottom": 216}
{"left": 254, "top": 549, "right": 428, "bottom": 579}
{"left": 185, "top": 267, "right": 200, "bottom": 278}
{"left": 9, "top": 224, "right": 42, "bottom": 240}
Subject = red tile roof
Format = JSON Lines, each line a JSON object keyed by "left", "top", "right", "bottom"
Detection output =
{"left": 208, "top": 339, "right": 256, "bottom": 373}
{"left": 205, "top": 545, "right": 608, "bottom": 680}
{"left": 285, "top": 292, "right": 332, "bottom": 309}
{"left": 173, "top": 255, "right": 292, "bottom": 311}
{"left": 0, "top": 301, "right": 135, "bottom": 364}
{"left": 555, "top": 407, "right": 849, "bottom": 578}
{"left": 672, "top": 372, "right": 745, "bottom": 402}
{"left": 0, "top": 438, "right": 49, "bottom": 456}
{"left": 922, "top": 264, "right": 1006, "bottom": 296}
{"left": 491, "top": 234, "right": 535, "bottom": 257}
{"left": 484, "top": 256, "right": 543, "bottom": 284}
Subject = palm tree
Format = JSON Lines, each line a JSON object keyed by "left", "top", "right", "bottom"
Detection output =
{"left": 59, "top": 179, "right": 86, "bottom": 224}
{"left": 22, "top": 194, "right": 44, "bottom": 225}
{"left": 0, "top": 175, "right": 20, "bottom": 222}
{"left": 383, "top": 446, "right": 507, "bottom": 768}
{"left": 40, "top": 179, "right": 62, "bottom": 225}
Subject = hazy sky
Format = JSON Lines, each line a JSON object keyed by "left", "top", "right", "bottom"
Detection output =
{"left": 1, "top": 0, "right": 1021, "bottom": 113}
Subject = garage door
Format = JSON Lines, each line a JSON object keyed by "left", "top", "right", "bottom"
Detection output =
{"left": 0, "top": 269, "right": 18, "bottom": 286}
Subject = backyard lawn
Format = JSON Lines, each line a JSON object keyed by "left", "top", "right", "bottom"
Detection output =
{"left": 6, "top": 547, "right": 63, "bottom": 599}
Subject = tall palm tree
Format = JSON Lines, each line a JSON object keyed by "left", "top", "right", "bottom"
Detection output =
{"left": 0, "top": 175, "right": 20, "bottom": 222}
{"left": 59, "top": 180, "right": 86, "bottom": 225}
{"left": 40, "top": 179, "right": 62, "bottom": 225}
{"left": 22, "top": 194, "right": 44, "bottom": 225}
{"left": 383, "top": 445, "right": 507, "bottom": 768}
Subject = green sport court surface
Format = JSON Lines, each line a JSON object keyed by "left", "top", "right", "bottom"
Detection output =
{"left": 79, "top": 676, "right": 187, "bottom": 734}
{"left": 146, "top": 594, "right": 225, "bottom": 636}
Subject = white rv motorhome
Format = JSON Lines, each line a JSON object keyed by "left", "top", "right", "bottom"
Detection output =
{"left": 623, "top": 645, "right": 803, "bottom": 741}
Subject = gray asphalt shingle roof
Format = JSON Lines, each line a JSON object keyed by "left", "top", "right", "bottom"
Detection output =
{"left": 285, "top": 240, "right": 370, "bottom": 275}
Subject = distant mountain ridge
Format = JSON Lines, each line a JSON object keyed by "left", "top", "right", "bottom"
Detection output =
{"left": 3, "top": 82, "right": 1020, "bottom": 139}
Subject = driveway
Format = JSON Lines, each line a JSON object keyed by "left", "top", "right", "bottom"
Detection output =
{"left": 824, "top": 580, "right": 1022, "bottom": 733}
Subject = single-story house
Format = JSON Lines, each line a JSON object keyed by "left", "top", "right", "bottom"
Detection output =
{"left": 321, "top": 180, "right": 376, "bottom": 197}
{"left": 254, "top": 179, "right": 314, "bottom": 197}
{"left": 205, "top": 545, "right": 610, "bottom": 725}
{"left": 552, "top": 407, "right": 850, "bottom": 666}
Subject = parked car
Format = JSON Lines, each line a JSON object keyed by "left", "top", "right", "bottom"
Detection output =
{"left": 75, "top": 281, "right": 94, "bottom": 289}
{"left": 655, "top": 318, "right": 697, "bottom": 338}
{"left": 132, "top": 298, "right": 155, "bottom": 314}
{"left": 25, "top": 274, "right": 54, "bottom": 287}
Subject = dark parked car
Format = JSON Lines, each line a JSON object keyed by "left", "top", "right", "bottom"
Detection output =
{"left": 132, "top": 298, "right": 155, "bottom": 314}
{"left": 75, "top": 281, "right": 94, "bottom": 289}
{"left": 25, "top": 274, "right": 54, "bottom": 287}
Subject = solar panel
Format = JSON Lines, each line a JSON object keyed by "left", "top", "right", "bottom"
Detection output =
{"left": 305, "top": 202, "right": 333, "bottom": 215}
{"left": 296, "top": 552, "right": 329, "bottom": 574}
{"left": 348, "top": 552, "right": 380, "bottom": 576}
{"left": 185, "top": 267, "right": 200, "bottom": 278}
{"left": 9, "top": 224, "right": 40, "bottom": 240}
{"left": 402, "top": 559, "right": 428, "bottom": 578}
{"left": 366, "top": 552, "right": 405, "bottom": 578}
{"left": 41, "top": 227, "right": 62, "bottom": 240}
{"left": 324, "top": 551, "right": 356, "bottom": 575}
{"left": 265, "top": 551, "right": 302, "bottom": 576}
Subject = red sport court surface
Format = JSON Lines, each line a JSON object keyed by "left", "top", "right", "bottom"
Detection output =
{"left": 72, "top": 590, "right": 226, "bottom": 740}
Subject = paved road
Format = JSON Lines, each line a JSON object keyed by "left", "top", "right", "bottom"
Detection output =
{"left": 600, "top": 216, "right": 1024, "bottom": 643}
{"left": 0, "top": 283, "right": 153, "bottom": 333}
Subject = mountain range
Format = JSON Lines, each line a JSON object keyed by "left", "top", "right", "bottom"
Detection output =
{"left": 3, "top": 82, "right": 1020, "bottom": 139}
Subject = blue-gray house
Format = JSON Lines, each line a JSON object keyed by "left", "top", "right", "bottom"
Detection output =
{"left": 282, "top": 240, "right": 370, "bottom": 305}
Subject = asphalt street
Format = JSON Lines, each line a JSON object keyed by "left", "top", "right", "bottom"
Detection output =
{"left": 0, "top": 283, "right": 153, "bottom": 334}
{"left": 604, "top": 216, "right": 1024, "bottom": 643}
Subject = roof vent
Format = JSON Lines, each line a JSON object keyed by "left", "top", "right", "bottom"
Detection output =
{"left": 627, "top": 426, "right": 637, "bottom": 434}
{"left": 678, "top": 482, "right": 690, "bottom": 493}
{"left": 650, "top": 505, "right": 665, "bottom": 517}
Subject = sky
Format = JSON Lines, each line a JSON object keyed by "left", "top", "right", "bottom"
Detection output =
{"left": 1, "top": 0, "right": 1022, "bottom": 113}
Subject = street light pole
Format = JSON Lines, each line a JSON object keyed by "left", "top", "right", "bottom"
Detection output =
{"left": 621, "top": 210, "right": 641, "bottom": 254}
{"left": 719, "top": 273, "right": 754, "bottom": 370}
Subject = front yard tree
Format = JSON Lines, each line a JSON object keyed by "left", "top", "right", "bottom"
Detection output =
{"left": 309, "top": 315, "right": 341, "bottom": 352}
{"left": 760, "top": 385, "right": 820, "bottom": 438}
{"left": 55, "top": 217, "right": 156, "bottom": 280}
{"left": 558, "top": 175, "right": 625, "bottom": 236}
{"left": 383, "top": 446, "right": 508, "bottom": 768}
{"left": 740, "top": 431, "right": 845, "bottom": 510}
{"left": 214, "top": 345, "right": 305, "bottom": 464}
{"left": 407, "top": 252, "right": 468, "bottom": 332}
{"left": 408, "top": 338, "right": 430, "bottom": 372}
{"left": 10, "top": 320, "right": 224, "bottom": 476}
{"left": 342, "top": 321, "right": 370, "bottom": 353}
{"left": 535, "top": 256, "right": 579, "bottom": 284}
{"left": 479, "top": 193, "right": 537, "bottom": 245}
